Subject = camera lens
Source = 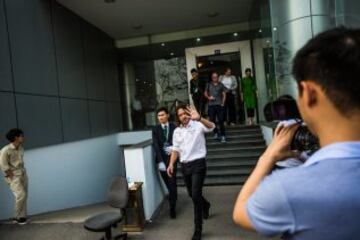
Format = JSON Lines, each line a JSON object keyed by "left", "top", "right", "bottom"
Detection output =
{"left": 291, "top": 126, "right": 320, "bottom": 152}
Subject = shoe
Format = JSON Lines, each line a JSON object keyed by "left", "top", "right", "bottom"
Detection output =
{"left": 220, "top": 136, "right": 226, "bottom": 143}
{"left": 203, "top": 202, "right": 211, "bottom": 219}
{"left": 170, "top": 207, "right": 176, "bottom": 219}
{"left": 213, "top": 133, "right": 219, "bottom": 140}
{"left": 192, "top": 226, "right": 202, "bottom": 240}
{"left": 14, "top": 218, "right": 28, "bottom": 225}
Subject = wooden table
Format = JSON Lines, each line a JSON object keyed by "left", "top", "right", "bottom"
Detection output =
{"left": 122, "top": 182, "right": 145, "bottom": 232}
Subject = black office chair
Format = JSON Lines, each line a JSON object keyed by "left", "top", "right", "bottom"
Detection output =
{"left": 84, "top": 177, "right": 129, "bottom": 240}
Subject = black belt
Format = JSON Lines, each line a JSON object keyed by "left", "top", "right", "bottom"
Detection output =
{"left": 181, "top": 158, "right": 205, "bottom": 165}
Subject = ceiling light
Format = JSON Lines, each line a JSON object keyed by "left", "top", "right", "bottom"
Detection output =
{"left": 258, "top": 29, "right": 262, "bottom": 33}
{"left": 132, "top": 24, "right": 143, "bottom": 30}
{"left": 207, "top": 12, "right": 219, "bottom": 18}
{"left": 273, "top": 27, "right": 277, "bottom": 31}
{"left": 233, "top": 32, "right": 238, "bottom": 37}
{"left": 196, "top": 38, "right": 201, "bottom": 42}
{"left": 161, "top": 43, "right": 165, "bottom": 47}
{"left": 170, "top": 52, "right": 174, "bottom": 56}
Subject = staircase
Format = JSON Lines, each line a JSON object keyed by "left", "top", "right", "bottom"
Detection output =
{"left": 177, "top": 125, "right": 266, "bottom": 186}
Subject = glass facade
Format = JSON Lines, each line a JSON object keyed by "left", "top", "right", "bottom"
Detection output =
{"left": 118, "top": 0, "right": 360, "bottom": 130}
{"left": 268, "top": 0, "right": 360, "bottom": 98}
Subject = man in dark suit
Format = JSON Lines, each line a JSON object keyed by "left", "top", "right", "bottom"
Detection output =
{"left": 152, "top": 107, "right": 178, "bottom": 218}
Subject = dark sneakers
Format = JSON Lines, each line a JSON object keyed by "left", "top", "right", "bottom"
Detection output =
{"left": 192, "top": 226, "right": 202, "bottom": 240}
{"left": 170, "top": 207, "right": 176, "bottom": 219}
{"left": 13, "top": 218, "right": 28, "bottom": 225}
{"left": 203, "top": 202, "right": 211, "bottom": 220}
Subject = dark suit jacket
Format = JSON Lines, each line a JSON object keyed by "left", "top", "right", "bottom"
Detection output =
{"left": 152, "top": 122, "right": 176, "bottom": 164}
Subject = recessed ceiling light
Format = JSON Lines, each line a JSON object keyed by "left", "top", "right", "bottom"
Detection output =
{"left": 161, "top": 43, "right": 165, "bottom": 47}
{"left": 132, "top": 24, "right": 143, "bottom": 30}
{"left": 273, "top": 27, "right": 277, "bottom": 31}
{"left": 196, "top": 38, "right": 201, "bottom": 42}
{"left": 207, "top": 12, "right": 219, "bottom": 18}
{"left": 258, "top": 29, "right": 262, "bottom": 33}
{"left": 170, "top": 52, "right": 174, "bottom": 56}
{"left": 233, "top": 32, "right": 238, "bottom": 37}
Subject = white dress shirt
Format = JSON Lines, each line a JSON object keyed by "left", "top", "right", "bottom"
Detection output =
{"left": 172, "top": 120, "right": 214, "bottom": 163}
{"left": 221, "top": 76, "right": 232, "bottom": 89}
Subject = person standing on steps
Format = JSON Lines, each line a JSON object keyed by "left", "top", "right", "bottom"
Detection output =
{"left": 167, "top": 105, "right": 214, "bottom": 240}
{"left": 220, "top": 67, "right": 238, "bottom": 126}
{"left": 241, "top": 68, "right": 258, "bottom": 125}
{"left": 205, "top": 71, "right": 227, "bottom": 143}
{"left": 190, "top": 68, "right": 206, "bottom": 116}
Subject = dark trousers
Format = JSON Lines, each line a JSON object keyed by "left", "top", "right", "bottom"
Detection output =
{"left": 247, "top": 108, "right": 255, "bottom": 118}
{"left": 181, "top": 158, "right": 210, "bottom": 226}
{"left": 192, "top": 95, "right": 206, "bottom": 116}
{"left": 208, "top": 105, "right": 226, "bottom": 136}
{"left": 225, "top": 92, "right": 236, "bottom": 123}
{"left": 160, "top": 163, "right": 177, "bottom": 209}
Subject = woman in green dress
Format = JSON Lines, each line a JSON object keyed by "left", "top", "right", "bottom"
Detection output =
{"left": 241, "top": 68, "right": 257, "bottom": 125}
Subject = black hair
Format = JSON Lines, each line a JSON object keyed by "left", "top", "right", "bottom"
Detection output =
{"left": 190, "top": 68, "right": 198, "bottom": 74}
{"left": 292, "top": 26, "right": 360, "bottom": 115}
{"left": 156, "top": 107, "right": 169, "bottom": 115}
{"left": 6, "top": 128, "right": 24, "bottom": 142}
{"left": 245, "top": 68, "right": 252, "bottom": 73}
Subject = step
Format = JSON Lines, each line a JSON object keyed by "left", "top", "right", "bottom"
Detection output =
{"left": 207, "top": 145, "right": 265, "bottom": 152}
{"left": 207, "top": 152, "right": 261, "bottom": 160}
{"left": 206, "top": 134, "right": 264, "bottom": 142}
{"left": 206, "top": 139, "right": 266, "bottom": 148}
{"left": 206, "top": 147, "right": 265, "bottom": 157}
{"left": 177, "top": 158, "right": 259, "bottom": 169}
{"left": 224, "top": 130, "right": 262, "bottom": 136}
{"left": 207, "top": 128, "right": 261, "bottom": 135}
{"left": 177, "top": 167, "right": 254, "bottom": 179}
{"left": 178, "top": 176, "right": 248, "bottom": 186}
{"left": 226, "top": 125, "right": 260, "bottom": 130}
{"left": 206, "top": 158, "right": 259, "bottom": 167}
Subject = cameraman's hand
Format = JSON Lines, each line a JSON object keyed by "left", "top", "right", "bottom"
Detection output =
{"left": 262, "top": 123, "right": 300, "bottom": 164}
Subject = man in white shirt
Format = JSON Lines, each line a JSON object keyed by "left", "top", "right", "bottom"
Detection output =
{"left": 167, "top": 105, "right": 215, "bottom": 240}
{"left": 220, "top": 67, "right": 238, "bottom": 125}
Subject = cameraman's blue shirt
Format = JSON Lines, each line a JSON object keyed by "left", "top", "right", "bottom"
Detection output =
{"left": 246, "top": 142, "right": 360, "bottom": 240}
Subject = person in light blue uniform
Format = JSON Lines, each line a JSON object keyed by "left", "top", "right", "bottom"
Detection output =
{"left": 233, "top": 27, "right": 360, "bottom": 240}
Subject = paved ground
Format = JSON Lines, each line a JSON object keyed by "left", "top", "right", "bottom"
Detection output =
{"left": 0, "top": 186, "right": 277, "bottom": 240}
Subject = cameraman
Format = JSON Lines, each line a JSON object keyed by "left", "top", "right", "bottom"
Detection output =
{"left": 233, "top": 27, "right": 360, "bottom": 240}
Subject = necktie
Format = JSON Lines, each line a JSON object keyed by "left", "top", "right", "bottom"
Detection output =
{"left": 163, "top": 125, "right": 168, "bottom": 142}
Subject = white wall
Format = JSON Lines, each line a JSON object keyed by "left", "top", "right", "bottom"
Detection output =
{"left": 0, "top": 130, "right": 154, "bottom": 220}
{"left": 124, "top": 145, "right": 165, "bottom": 221}
{"left": 0, "top": 134, "right": 124, "bottom": 220}
{"left": 117, "top": 131, "right": 151, "bottom": 145}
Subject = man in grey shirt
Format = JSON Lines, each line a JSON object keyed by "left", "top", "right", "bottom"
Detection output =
{"left": 205, "top": 72, "right": 227, "bottom": 142}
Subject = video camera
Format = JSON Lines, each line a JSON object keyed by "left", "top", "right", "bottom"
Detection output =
{"left": 264, "top": 95, "right": 320, "bottom": 153}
